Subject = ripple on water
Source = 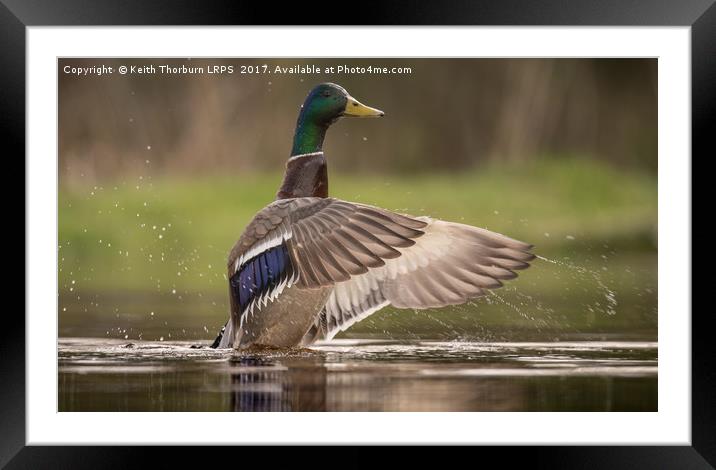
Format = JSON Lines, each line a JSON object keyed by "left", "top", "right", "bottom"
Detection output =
{"left": 58, "top": 337, "right": 657, "bottom": 411}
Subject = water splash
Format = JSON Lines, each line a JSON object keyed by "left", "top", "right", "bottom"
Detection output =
{"left": 536, "top": 254, "right": 617, "bottom": 316}
{"left": 489, "top": 291, "right": 537, "bottom": 323}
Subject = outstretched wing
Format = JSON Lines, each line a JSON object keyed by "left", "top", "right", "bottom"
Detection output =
{"left": 302, "top": 217, "right": 534, "bottom": 343}
{"left": 221, "top": 197, "right": 532, "bottom": 347}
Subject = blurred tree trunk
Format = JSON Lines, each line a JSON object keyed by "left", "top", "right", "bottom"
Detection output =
{"left": 489, "top": 60, "right": 560, "bottom": 164}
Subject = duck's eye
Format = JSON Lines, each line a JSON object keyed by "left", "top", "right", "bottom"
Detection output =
{"left": 322, "top": 91, "right": 332, "bottom": 97}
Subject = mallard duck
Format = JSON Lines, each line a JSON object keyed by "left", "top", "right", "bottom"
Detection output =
{"left": 212, "top": 83, "right": 534, "bottom": 349}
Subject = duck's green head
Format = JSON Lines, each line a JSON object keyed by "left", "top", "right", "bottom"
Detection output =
{"left": 291, "top": 83, "right": 384, "bottom": 155}
{"left": 302, "top": 83, "right": 385, "bottom": 122}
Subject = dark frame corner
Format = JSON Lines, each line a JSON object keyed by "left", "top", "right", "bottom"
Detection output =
{"left": 5, "top": 0, "right": 713, "bottom": 467}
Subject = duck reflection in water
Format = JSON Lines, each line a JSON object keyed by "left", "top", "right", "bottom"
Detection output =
{"left": 229, "top": 355, "right": 328, "bottom": 412}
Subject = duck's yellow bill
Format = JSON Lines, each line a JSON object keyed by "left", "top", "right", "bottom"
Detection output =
{"left": 344, "top": 96, "right": 384, "bottom": 117}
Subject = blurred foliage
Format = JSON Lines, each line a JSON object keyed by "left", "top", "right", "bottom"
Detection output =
{"left": 59, "top": 58, "right": 657, "bottom": 183}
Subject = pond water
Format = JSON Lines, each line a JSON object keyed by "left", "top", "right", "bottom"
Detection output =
{"left": 59, "top": 337, "right": 657, "bottom": 412}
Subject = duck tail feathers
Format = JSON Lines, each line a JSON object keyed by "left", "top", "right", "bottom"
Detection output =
{"left": 210, "top": 318, "right": 234, "bottom": 348}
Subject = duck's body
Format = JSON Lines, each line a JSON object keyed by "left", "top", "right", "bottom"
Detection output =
{"left": 213, "top": 83, "right": 534, "bottom": 349}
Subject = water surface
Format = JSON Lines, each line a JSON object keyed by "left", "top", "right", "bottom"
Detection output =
{"left": 59, "top": 337, "right": 657, "bottom": 412}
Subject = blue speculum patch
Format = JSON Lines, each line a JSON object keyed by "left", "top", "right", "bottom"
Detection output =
{"left": 230, "top": 244, "right": 293, "bottom": 313}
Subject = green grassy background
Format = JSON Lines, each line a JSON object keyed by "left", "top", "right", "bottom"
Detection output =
{"left": 58, "top": 158, "right": 657, "bottom": 342}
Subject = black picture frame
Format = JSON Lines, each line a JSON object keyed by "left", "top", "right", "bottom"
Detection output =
{"left": 5, "top": 0, "right": 711, "bottom": 466}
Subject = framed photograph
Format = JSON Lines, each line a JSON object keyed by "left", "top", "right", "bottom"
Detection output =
{"left": 8, "top": 0, "right": 711, "bottom": 466}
